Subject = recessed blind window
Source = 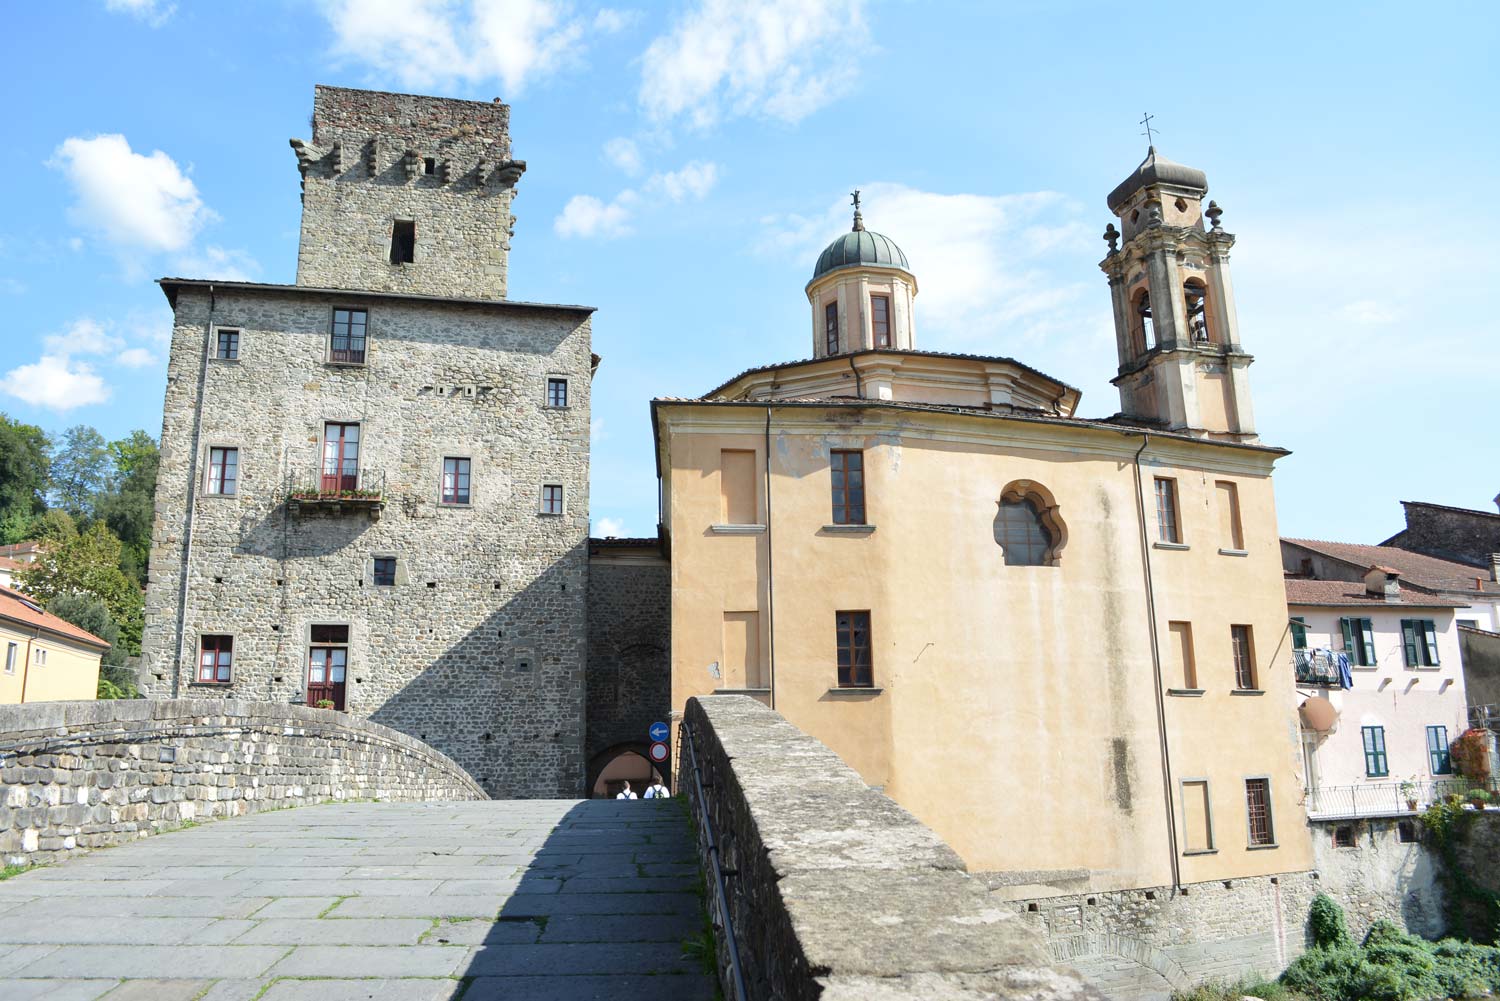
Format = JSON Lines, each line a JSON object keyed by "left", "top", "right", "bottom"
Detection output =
{"left": 207, "top": 447, "right": 238, "bottom": 495}
{"left": 1362, "top": 725, "right": 1389, "bottom": 777}
{"left": 1339, "top": 617, "right": 1378, "bottom": 666}
{"left": 1245, "top": 778, "right": 1274, "bottom": 846}
{"left": 1154, "top": 477, "right": 1180, "bottom": 543}
{"left": 830, "top": 450, "right": 865, "bottom": 525}
{"left": 330, "top": 309, "right": 368, "bottom": 364}
{"left": 870, "top": 294, "right": 891, "bottom": 348}
{"left": 1401, "top": 619, "right": 1441, "bottom": 667}
{"left": 216, "top": 329, "right": 240, "bottom": 359}
{"left": 835, "top": 611, "right": 873, "bottom": 688}
{"left": 441, "top": 458, "right": 471, "bottom": 505}
{"left": 198, "top": 635, "right": 232, "bottom": 683}
{"left": 1427, "top": 725, "right": 1452, "bottom": 775}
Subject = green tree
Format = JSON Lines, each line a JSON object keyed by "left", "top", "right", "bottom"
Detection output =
{"left": 26, "top": 509, "right": 77, "bottom": 544}
{"left": 96, "top": 430, "right": 159, "bottom": 586}
{"left": 0, "top": 414, "right": 51, "bottom": 543}
{"left": 50, "top": 425, "right": 109, "bottom": 521}
{"left": 15, "top": 522, "right": 143, "bottom": 655}
{"left": 46, "top": 593, "right": 136, "bottom": 699}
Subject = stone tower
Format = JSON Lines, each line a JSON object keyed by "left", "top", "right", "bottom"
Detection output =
{"left": 290, "top": 86, "right": 525, "bottom": 299}
{"left": 1100, "top": 148, "right": 1256, "bottom": 441}
{"left": 805, "top": 194, "right": 917, "bottom": 357}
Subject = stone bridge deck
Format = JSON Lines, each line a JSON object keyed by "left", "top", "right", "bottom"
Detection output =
{"left": 0, "top": 799, "right": 715, "bottom": 1000}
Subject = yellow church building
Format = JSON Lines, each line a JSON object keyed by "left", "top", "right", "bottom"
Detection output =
{"left": 653, "top": 149, "right": 1312, "bottom": 892}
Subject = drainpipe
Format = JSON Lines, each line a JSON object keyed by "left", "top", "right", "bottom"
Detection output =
{"left": 171, "top": 284, "right": 216, "bottom": 697}
{"left": 846, "top": 353, "right": 864, "bottom": 400}
{"left": 1132, "top": 432, "right": 1182, "bottom": 892}
{"left": 764, "top": 406, "right": 777, "bottom": 711}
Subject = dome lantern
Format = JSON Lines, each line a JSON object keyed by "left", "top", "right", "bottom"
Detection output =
{"left": 805, "top": 190, "right": 917, "bottom": 359}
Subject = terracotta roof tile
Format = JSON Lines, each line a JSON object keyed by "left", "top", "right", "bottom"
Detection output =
{"left": 0, "top": 586, "right": 111, "bottom": 650}
{"left": 1283, "top": 538, "right": 1500, "bottom": 596}
{"left": 1283, "top": 577, "right": 1465, "bottom": 608}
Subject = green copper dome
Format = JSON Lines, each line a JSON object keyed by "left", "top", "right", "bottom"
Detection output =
{"left": 812, "top": 226, "right": 910, "bottom": 281}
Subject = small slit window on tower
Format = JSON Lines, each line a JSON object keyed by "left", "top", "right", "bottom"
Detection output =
{"left": 1185, "top": 280, "right": 1210, "bottom": 343}
{"left": 423, "top": 157, "right": 436, "bottom": 175}
{"left": 390, "top": 220, "right": 416, "bottom": 265}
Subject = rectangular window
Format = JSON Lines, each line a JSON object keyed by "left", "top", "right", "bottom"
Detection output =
{"left": 330, "top": 308, "right": 368, "bottom": 364}
{"left": 541, "top": 484, "right": 564, "bottom": 516}
{"left": 1245, "top": 778, "right": 1274, "bottom": 847}
{"left": 1154, "top": 477, "right": 1180, "bottom": 543}
{"left": 1181, "top": 780, "right": 1213, "bottom": 852}
{"left": 719, "top": 449, "right": 757, "bottom": 525}
{"left": 310, "top": 624, "right": 349, "bottom": 645}
{"left": 373, "top": 557, "right": 396, "bottom": 587}
{"left": 321, "top": 423, "right": 360, "bottom": 492}
{"left": 34, "top": 648, "right": 46, "bottom": 666}
{"left": 722, "top": 611, "right": 763, "bottom": 689}
{"left": 207, "top": 446, "right": 239, "bottom": 496}
{"left": 1231, "top": 624, "right": 1257, "bottom": 690}
{"left": 825, "top": 301, "right": 839, "bottom": 354}
{"left": 1397, "top": 819, "right": 1418, "bottom": 844}
{"left": 1333, "top": 824, "right": 1356, "bottom": 848}
{"left": 307, "top": 625, "right": 349, "bottom": 711}
{"left": 1290, "top": 616, "right": 1308, "bottom": 651}
{"left": 1362, "top": 725, "right": 1389, "bottom": 777}
{"left": 1427, "top": 725, "right": 1452, "bottom": 775}
{"left": 1401, "top": 619, "right": 1441, "bottom": 667}
{"left": 390, "top": 220, "right": 416, "bottom": 264}
{"left": 1215, "top": 480, "right": 1244, "bottom": 550}
{"left": 215, "top": 328, "right": 240, "bottom": 360}
{"left": 546, "top": 378, "right": 569, "bottom": 408}
{"left": 870, "top": 294, "right": 891, "bottom": 348}
{"left": 197, "top": 635, "right": 232, "bottom": 683}
{"left": 3, "top": 642, "right": 15, "bottom": 674}
{"left": 835, "top": 610, "right": 873, "bottom": 688}
{"left": 441, "top": 457, "right": 471, "bottom": 505}
{"left": 1168, "top": 621, "right": 1197, "bottom": 689}
{"left": 1340, "top": 616, "right": 1378, "bottom": 666}
{"left": 830, "top": 450, "right": 865, "bottom": 525}
{"left": 423, "top": 157, "right": 436, "bottom": 176}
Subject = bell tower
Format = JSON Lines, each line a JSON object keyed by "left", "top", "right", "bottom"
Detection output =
{"left": 1100, "top": 147, "right": 1256, "bottom": 441}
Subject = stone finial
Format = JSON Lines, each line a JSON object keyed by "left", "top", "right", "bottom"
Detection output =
{"left": 1206, "top": 200, "right": 1224, "bottom": 231}
{"left": 1103, "top": 223, "right": 1120, "bottom": 253}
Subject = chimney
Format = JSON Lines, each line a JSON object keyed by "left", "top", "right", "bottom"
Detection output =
{"left": 1364, "top": 565, "right": 1401, "bottom": 601}
{"left": 1490, "top": 553, "right": 1500, "bottom": 583}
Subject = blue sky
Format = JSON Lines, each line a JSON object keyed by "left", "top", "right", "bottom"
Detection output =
{"left": 2, "top": 1, "right": 1497, "bottom": 543}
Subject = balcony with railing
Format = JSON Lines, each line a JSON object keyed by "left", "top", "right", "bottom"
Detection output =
{"left": 1303, "top": 778, "right": 1493, "bottom": 820}
{"left": 286, "top": 468, "right": 385, "bottom": 520}
{"left": 1293, "top": 648, "right": 1345, "bottom": 687}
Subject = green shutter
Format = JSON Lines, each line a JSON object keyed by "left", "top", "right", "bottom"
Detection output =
{"left": 1360, "top": 619, "right": 1377, "bottom": 666}
{"left": 1290, "top": 617, "right": 1308, "bottom": 650}
{"left": 1423, "top": 620, "right": 1440, "bottom": 666}
{"left": 1401, "top": 620, "right": 1419, "bottom": 667}
{"left": 1340, "top": 617, "right": 1355, "bottom": 655}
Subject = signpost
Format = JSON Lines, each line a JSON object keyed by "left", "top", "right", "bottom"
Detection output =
{"left": 648, "top": 721, "right": 669, "bottom": 743}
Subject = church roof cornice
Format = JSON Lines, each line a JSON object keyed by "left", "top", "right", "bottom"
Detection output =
{"left": 156, "top": 277, "right": 596, "bottom": 315}
{"left": 701, "top": 348, "right": 1078, "bottom": 401}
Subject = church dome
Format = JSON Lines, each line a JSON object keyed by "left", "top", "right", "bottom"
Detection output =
{"left": 1106, "top": 147, "right": 1208, "bottom": 213}
{"left": 812, "top": 228, "right": 910, "bottom": 281}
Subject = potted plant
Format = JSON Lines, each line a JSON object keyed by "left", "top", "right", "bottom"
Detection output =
{"left": 1399, "top": 780, "right": 1418, "bottom": 812}
{"left": 315, "top": 699, "right": 335, "bottom": 710}
{"left": 1466, "top": 789, "right": 1491, "bottom": 810}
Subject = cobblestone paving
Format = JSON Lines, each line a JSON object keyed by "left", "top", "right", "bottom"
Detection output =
{"left": 0, "top": 799, "right": 714, "bottom": 1000}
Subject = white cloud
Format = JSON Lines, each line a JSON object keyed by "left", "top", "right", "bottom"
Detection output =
{"left": 50, "top": 134, "right": 213, "bottom": 254}
{"left": 595, "top": 516, "right": 625, "bottom": 537}
{"left": 0, "top": 355, "right": 110, "bottom": 412}
{"left": 647, "top": 160, "right": 719, "bottom": 202}
{"left": 0, "top": 278, "right": 24, "bottom": 295}
{"left": 116, "top": 347, "right": 159, "bottom": 368}
{"left": 43, "top": 318, "right": 123, "bottom": 357}
{"left": 592, "top": 8, "right": 635, "bottom": 33}
{"left": 321, "top": 0, "right": 610, "bottom": 95}
{"left": 603, "top": 137, "right": 643, "bottom": 175}
{"left": 172, "top": 245, "right": 261, "bottom": 282}
{"left": 640, "top": 0, "right": 869, "bottom": 127}
{"left": 555, "top": 160, "right": 720, "bottom": 240}
{"left": 763, "top": 183, "right": 1097, "bottom": 351}
{"left": 103, "top": 0, "right": 175, "bottom": 26}
{"left": 1338, "top": 299, "right": 1399, "bottom": 326}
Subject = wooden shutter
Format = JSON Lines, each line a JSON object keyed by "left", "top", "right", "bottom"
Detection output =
{"left": 1422, "top": 620, "right": 1440, "bottom": 665}
{"left": 1289, "top": 617, "right": 1307, "bottom": 650}
{"left": 1359, "top": 619, "right": 1377, "bottom": 666}
{"left": 1401, "top": 620, "right": 1419, "bottom": 667}
{"left": 1340, "top": 617, "right": 1354, "bottom": 654}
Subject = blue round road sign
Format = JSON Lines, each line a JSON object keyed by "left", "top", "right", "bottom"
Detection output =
{"left": 648, "top": 721, "right": 669, "bottom": 743}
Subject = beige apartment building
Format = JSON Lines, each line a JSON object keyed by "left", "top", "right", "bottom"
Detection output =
{"left": 0, "top": 586, "right": 108, "bottom": 704}
{"left": 654, "top": 155, "right": 1313, "bottom": 891}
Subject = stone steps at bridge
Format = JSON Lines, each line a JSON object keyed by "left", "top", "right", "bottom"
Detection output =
{"left": 0, "top": 799, "right": 715, "bottom": 1001}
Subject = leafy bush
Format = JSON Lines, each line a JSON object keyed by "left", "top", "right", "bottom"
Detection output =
{"left": 1171, "top": 977, "right": 1299, "bottom": 1001}
{"left": 1310, "top": 894, "right": 1353, "bottom": 950}
{"left": 1450, "top": 729, "right": 1492, "bottom": 784}
{"left": 1280, "top": 918, "right": 1500, "bottom": 999}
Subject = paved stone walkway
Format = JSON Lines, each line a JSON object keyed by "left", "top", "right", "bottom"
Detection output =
{"left": 0, "top": 799, "right": 715, "bottom": 1000}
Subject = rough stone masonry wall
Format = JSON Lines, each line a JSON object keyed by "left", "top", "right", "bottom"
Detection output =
{"left": 0, "top": 699, "right": 486, "bottom": 866}
{"left": 683, "top": 695, "right": 1102, "bottom": 1001}
{"left": 295, "top": 85, "right": 521, "bottom": 299}
{"left": 1307, "top": 816, "right": 1446, "bottom": 940}
{"left": 142, "top": 286, "right": 591, "bottom": 798}
{"left": 585, "top": 549, "right": 670, "bottom": 780}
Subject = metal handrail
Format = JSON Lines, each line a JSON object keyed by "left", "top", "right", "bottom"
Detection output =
{"left": 1303, "top": 778, "right": 1489, "bottom": 819}
{"left": 1292, "top": 649, "right": 1343, "bottom": 687}
{"left": 680, "top": 718, "right": 749, "bottom": 1001}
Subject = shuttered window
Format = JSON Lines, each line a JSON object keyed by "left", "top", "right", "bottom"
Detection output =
{"left": 1427, "top": 725, "right": 1452, "bottom": 775}
{"left": 1289, "top": 616, "right": 1308, "bottom": 651}
{"left": 1339, "top": 617, "right": 1377, "bottom": 666}
{"left": 1362, "top": 725, "right": 1389, "bottom": 777}
{"left": 1401, "top": 619, "right": 1441, "bottom": 667}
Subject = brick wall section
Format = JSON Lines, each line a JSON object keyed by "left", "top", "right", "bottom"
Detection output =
{"left": 142, "top": 284, "right": 591, "bottom": 797}
{"left": 294, "top": 86, "right": 522, "bottom": 299}
{"left": 0, "top": 699, "right": 486, "bottom": 866}
{"left": 683, "top": 695, "right": 1101, "bottom": 1001}
{"left": 585, "top": 543, "right": 670, "bottom": 776}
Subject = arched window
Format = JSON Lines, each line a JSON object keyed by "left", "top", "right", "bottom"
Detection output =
{"left": 1184, "top": 280, "right": 1210, "bottom": 343}
{"left": 993, "top": 481, "right": 1067, "bottom": 567}
{"left": 1134, "top": 289, "right": 1155, "bottom": 351}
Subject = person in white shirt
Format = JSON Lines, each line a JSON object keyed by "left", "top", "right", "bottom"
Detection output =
{"left": 644, "top": 780, "right": 670, "bottom": 799}
{"left": 615, "top": 781, "right": 637, "bottom": 800}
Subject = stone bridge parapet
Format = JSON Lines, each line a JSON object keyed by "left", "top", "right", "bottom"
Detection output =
{"left": 682, "top": 695, "right": 1101, "bottom": 1000}
{"left": 0, "top": 699, "right": 487, "bottom": 864}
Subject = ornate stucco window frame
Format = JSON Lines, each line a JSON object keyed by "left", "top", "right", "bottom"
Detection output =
{"left": 995, "top": 479, "right": 1067, "bottom": 567}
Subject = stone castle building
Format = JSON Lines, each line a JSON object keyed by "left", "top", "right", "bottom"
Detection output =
{"left": 142, "top": 86, "right": 597, "bottom": 796}
{"left": 655, "top": 154, "right": 1315, "bottom": 893}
